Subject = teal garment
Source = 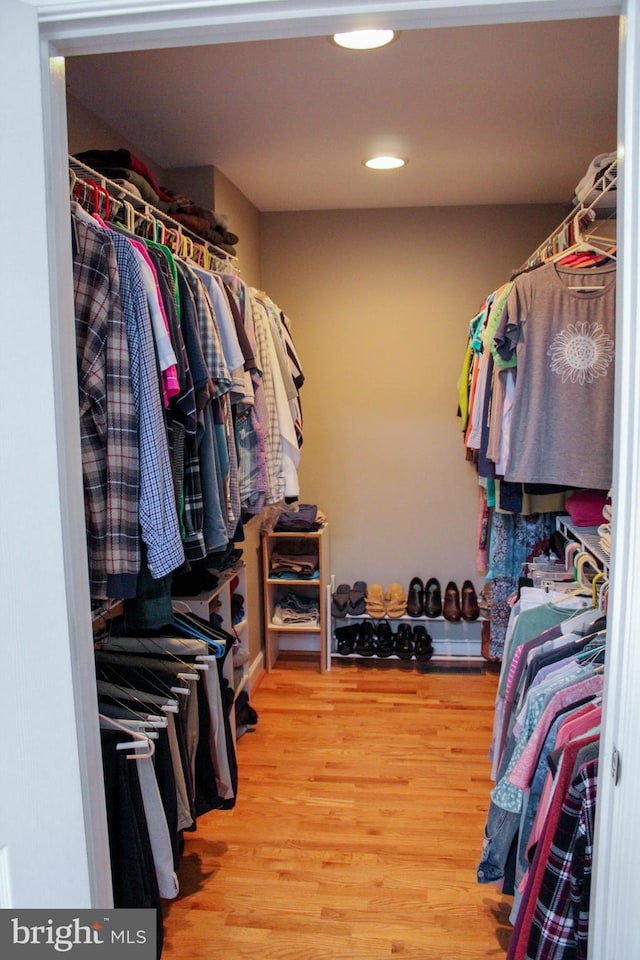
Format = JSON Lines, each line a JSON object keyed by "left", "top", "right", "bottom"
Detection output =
{"left": 498, "top": 602, "right": 581, "bottom": 698}
{"left": 470, "top": 293, "right": 494, "bottom": 353}
{"left": 486, "top": 477, "right": 496, "bottom": 510}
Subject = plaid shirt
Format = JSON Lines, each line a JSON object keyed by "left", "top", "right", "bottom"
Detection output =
{"left": 108, "top": 230, "right": 185, "bottom": 579}
{"left": 179, "top": 263, "right": 241, "bottom": 537}
{"left": 526, "top": 758, "right": 598, "bottom": 960}
{"left": 72, "top": 214, "right": 140, "bottom": 599}
{"left": 250, "top": 293, "right": 284, "bottom": 503}
{"left": 235, "top": 397, "right": 267, "bottom": 514}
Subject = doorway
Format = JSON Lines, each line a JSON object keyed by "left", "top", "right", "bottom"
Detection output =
{"left": 5, "top": 2, "right": 639, "bottom": 957}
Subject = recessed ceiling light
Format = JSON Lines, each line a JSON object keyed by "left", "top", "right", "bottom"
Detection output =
{"left": 364, "top": 155, "right": 407, "bottom": 170}
{"left": 332, "top": 29, "right": 396, "bottom": 50}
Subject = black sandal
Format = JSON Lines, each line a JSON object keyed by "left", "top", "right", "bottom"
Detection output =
{"left": 356, "top": 620, "right": 376, "bottom": 657}
{"left": 413, "top": 625, "right": 434, "bottom": 662}
{"left": 335, "top": 624, "right": 358, "bottom": 655}
{"left": 394, "top": 622, "right": 414, "bottom": 660}
{"left": 374, "top": 620, "right": 394, "bottom": 657}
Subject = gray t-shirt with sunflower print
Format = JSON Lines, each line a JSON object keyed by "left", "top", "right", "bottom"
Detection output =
{"left": 498, "top": 261, "right": 616, "bottom": 489}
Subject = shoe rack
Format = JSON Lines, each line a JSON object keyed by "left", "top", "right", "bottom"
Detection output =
{"left": 325, "top": 581, "right": 490, "bottom": 670}
{"left": 261, "top": 523, "right": 330, "bottom": 672}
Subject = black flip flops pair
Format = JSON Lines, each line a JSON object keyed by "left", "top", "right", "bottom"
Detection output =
{"left": 331, "top": 581, "right": 367, "bottom": 617}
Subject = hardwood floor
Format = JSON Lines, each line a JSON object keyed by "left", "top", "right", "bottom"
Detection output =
{"left": 163, "top": 658, "right": 512, "bottom": 959}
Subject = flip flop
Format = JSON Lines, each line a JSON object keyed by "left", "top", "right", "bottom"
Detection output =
{"left": 348, "top": 580, "right": 367, "bottom": 615}
{"left": 331, "top": 583, "right": 351, "bottom": 617}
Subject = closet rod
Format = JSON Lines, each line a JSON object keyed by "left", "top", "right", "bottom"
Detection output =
{"left": 69, "top": 154, "right": 239, "bottom": 273}
{"left": 517, "top": 161, "right": 617, "bottom": 274}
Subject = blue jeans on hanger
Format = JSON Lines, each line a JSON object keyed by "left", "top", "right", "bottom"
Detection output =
{"left": 477, "top": 731, "right": 521, "bottom": 885}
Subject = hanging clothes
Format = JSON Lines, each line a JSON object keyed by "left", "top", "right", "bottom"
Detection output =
{"left": 495, "top": 262, "right": 616, "bottom": 490}
{"left": 70, "top": 160, "right": 307, "bottom": 600}
{"left": 457, "top": 187, "right": 616, "bottom": 659}
{"left": 478, "top": 581, "right": 605, "bottom": 960}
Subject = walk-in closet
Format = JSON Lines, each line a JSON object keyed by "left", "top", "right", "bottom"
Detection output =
{"left": 5, "top": 2, "right": 640, "bottom": 959}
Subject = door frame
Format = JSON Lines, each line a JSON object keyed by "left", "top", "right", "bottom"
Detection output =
{"left": 13, "top": 0, "right": 640, "bottom": 955}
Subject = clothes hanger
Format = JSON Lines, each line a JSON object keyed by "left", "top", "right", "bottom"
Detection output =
{"left": 575, "top": 552, "right": 602, "bottom": 593}
{"left": 96, "top": 649, "right": 202, "bottom": 684}
{"left": 180, "top": 233, "right": 194, "bottom": 260}
{"left": 598, "top": 580, "right": 610, "bottom": 614}
{"left": 591, "top": 571, "right": 606, "bottom": 607}
{"left": 98, "top": 699, "right": 168, "bottom": 730}
{"left": 564, "top": 541, "right": 581, "bottom": 572}
{"left": 96, "top": 679, "right": 179, "bottom": 714}
{"left": 92, "top": 180, "right": 111, "bottom": 220}
{"left": 171, "top": 612, "right": 228, "bottom": 657}
{"left": 98, "top": 713, "right": 156, "bottom": 760}
{"left": 100, "top": 634, "right": 210, "bottom": 670}
{"left": 96, "top": 656, "right": 192, "bottom": 700}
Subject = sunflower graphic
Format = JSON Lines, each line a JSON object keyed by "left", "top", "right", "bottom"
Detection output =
{"left": 547, "top": 321, "right": 614, "bottom": 385}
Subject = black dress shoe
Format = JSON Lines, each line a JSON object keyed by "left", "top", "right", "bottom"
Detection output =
{"left": 394, "top": 622, "right": 414, "bottom": 660}
{"left": 406, "top": 576, "right": 424, "bottom": 617}
{"left": 424, "top": 577, "right": 442, "bottom": 618}
{"left": 413, "top": 625, "right": 434, "bottom": 662}
{"left": 461, "top": 580, "right": 480, "bottom": 621}
{"left": 443, "top": 581, "right": 462, "bottom": 622}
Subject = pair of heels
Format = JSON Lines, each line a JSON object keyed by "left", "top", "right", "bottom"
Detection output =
{"left": 331, "top": 581, "right": 367, "bottom": 617}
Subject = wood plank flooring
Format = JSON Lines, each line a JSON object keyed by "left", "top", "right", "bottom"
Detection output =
{"left": 162, "top": 658, "right": 512, "bottom": 959}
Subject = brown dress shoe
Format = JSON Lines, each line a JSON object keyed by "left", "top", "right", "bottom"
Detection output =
{"left": 461, "top": 579, "right": 480, "bottom": 621}
{"left": 443, "top": 581, "right": 462, "bottom": 621}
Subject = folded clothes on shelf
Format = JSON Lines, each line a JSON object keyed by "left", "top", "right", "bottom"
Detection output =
{"left": 272, "top": 591, "right": 320, "bottom": 626}
{"left": 270, "top": 538, "right": 319, "bottom": 578}
{"left": 270, "top": 568, "right": 319, "bottom": 581}
{"left": 274, "top": 503, "right": 325, "bottom": 532}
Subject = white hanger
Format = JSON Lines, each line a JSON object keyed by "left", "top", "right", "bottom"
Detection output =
{"left": 99, "top": 713, "right": 155, "bottom": 760}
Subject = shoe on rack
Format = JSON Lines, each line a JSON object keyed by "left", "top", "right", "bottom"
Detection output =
{"left": 443, "top": 581, "right": 462, "bottom": 622}
{"left": 356, "top": 620, "right": 376, "bottom": 657}
{"left": 424, "top": 577, "right": 443, "bottom": 618}
{"left": 348, "top": 580, "right": 368, "bottom": 616}
{"left": 331, "top": 583, "right": 351, "bottom": 617}
{"left": 374, "top": 620, "right": 394, "bottom": 658}
{"left": 406, "top": 576, "right": 424, "bottom": 617}
{"left": 461, "top": 579, "right": 480, "bottom": 621}
{"left": 335, "top": 624, "right": 358, "bottom": 655}
{"left": 413, "top": 625, "right": 434, "bottom": 662}
{"left": 385, "top": 582, "right": 408, "bottom": 617}
{"left": 366, "top": 584, "right": 386, "bottom": 617}
{"left": 394, "top": 622, "right": 414, "bottom": 660}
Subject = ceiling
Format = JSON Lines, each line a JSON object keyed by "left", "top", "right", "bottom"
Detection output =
{"left": 65, "top": 17, "right": 619, "bottom": 213}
